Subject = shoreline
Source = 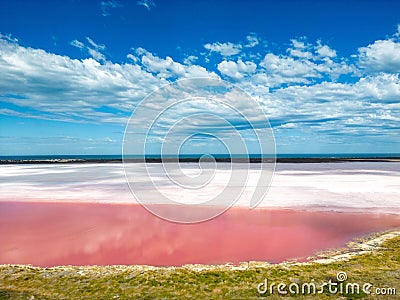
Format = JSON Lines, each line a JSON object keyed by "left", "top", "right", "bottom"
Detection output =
{"left": 1, "top": 157, "right": 400, "bottom": 164}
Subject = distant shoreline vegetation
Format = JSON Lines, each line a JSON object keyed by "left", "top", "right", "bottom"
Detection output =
{"left": 1, "top": 153, "right": 399, "bottom": 164}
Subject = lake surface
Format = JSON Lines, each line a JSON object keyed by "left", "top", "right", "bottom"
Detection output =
{"left": 0, "top": 162, "right": 399, "bottom": 266}
{"left": 1, "top": 202, "right": 399, "bottom": 267}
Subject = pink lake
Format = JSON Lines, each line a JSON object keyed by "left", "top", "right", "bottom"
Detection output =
{"left": 1, "top": 201, "right": 399, "bottom": 267}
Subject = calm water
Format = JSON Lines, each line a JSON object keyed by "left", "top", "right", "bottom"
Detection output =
{"left": 1, "top": 202, "right": 399, "bottom": 267}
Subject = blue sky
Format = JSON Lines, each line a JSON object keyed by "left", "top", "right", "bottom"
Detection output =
{"left": 0, "top": 0, "right": 400, "bottom": 155}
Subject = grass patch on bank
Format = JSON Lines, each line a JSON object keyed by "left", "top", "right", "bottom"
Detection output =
{"left": 1, "top": 234, "right": 399, "bottom": 299}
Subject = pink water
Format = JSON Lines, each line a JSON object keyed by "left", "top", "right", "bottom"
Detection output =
{"left": 0, "top": 202, "right": 399, "bottom": 267}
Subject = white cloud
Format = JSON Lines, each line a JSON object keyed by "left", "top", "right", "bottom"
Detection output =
{"left": 86, "top": 37, "right": 105, "bottom": 51}
{"left": 126, "top": 53, "right": 139, "bottom": 63}
{"left": 217, "top": 60, "right": 257, "bottom": 79}
{"left": 100, "top": 0, "right": 121, "bottom": 16}
{"left": 183, "top": 55, "right": 198, "bottom": 65}
{"left": 204, "top": 42, "right": 242, "bottom": 56}
{"left": 0, "top": 33, "right": 18, "bottom": 43}
{"left": 316, "top": 42, "right": 336, "bottom": 58}
{"left": 291, "top": 39, "right": 307, "bottom": 50}
{"left": 358, "top": 39, "right": 400, "bottom": 73}
{"left": 137, "top": 0, "right": 156, "bottom": 10}
{"left": 87, "top": 48, "right": 106, "bottom": 62}
{"left": 288, "top": 48, "right": 313, "bottom": 59}
{"left": 70, "top": 40, "right": 84, "bottom": 49}
{"left": 288, "top": 39, "right": 336, "bottom": 60}
{"left": 395, "top": 24, "right": 400, "bottom": 37}
{"left": 0, "top": 37, "right": 220, "bottom": 124}
{"left": 258, "top": 41, "right": 354, "bottom": 86}
{"left": 257, "top": 74, "right": 400, "bottom": 135}
{"left": 245, "top": 34, "right": 259, "bottom": 48}
{"left": 204, "top": 34, "right": 259, "bottom": 58}
{"left": 1, "top": 31, "right": 399, "bottom": 151}
{"left": 136, "top": 48, "right": 218, "bottom": 79}
{"left": 271, "top": 74, "right": 400, "bottom": 104}
{"left": 287, "top": 38, "right": 313, "bottom": 59}
{"left": 260, "top": 53, "right": 319, "bottom": 79}
{"left": 71, "top": 37, "right": 106, "bottom": 62}
{"left": 0, "top": 37, "right": 162, "bottom": 122}
{"left": 354, "top": 73, "right": 400, "bottom": 101}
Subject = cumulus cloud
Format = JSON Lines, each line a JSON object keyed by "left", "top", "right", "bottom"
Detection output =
{"left": 0, "top": 38, "right": 161, "bottom": 122}
{"left": 259, "top": 73, "right": 400, "bottom": 134}
{"left": 204, "top": 42, "right": 242, "bottom": 57}
{"left": 261, "top": 53, "right": 318, "bottom": 78}
{"left": 287, "top": 38, "right": 313, "bottom": 59}
{"left": 245, "top": 34, "right": 259, "bottom": 48}
{"left": 287, "top": 38, "right": 337, "bottom": 60}
{"left": 183, "top": 55, "right": 198, "bottom": 65}
{"left": 134, "top": 48, "right": 218, "bottom": 79}
{"left": 358, "top": 39, "right": 400, "bottom": 73}
{"left": 217, "top": 60, "right": 257, "bottom": 79}
{"left": 204, "top": 34, "right": 260, "bottom": 57}
{"left": 258, "top": 44, "right": 354, "bottom": 86}
{"left": 0, "top": 38, "right": 220, "bottom": 124}
{"left": 316, "top": 42, "right": 336, "bottom": 58}
{"left": 291, "top": 38, "right": 307, "bottom": 50}
{"left": 1, "top": 30, "right": 399, "bottom": 152}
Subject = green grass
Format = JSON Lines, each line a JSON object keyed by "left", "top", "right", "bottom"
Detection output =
{"left": 1, "top": 235, "right": 399, "bottom": 299}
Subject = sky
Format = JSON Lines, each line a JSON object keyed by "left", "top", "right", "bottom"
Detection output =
{"left": 0, "top": 0, "right": 400, "bottom": 155}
